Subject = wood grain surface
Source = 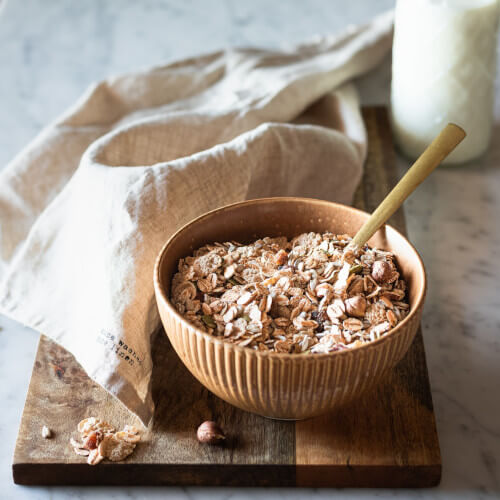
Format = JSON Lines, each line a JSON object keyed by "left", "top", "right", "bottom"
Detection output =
{"left": 12, "top": 107, "right": 441, "bottom": 487}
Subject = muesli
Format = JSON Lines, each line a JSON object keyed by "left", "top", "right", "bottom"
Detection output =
{"left": 171, "top": 232, "right": 409, "bottom": 354}
{"left": 70, "top": 417, "right": 141, "bottom": 465}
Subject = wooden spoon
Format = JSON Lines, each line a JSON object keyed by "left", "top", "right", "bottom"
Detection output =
{"left": 349, "top": 123, "right": 466, "bottom": 250}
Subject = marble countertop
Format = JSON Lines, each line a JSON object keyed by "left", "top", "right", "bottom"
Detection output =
{"left": 1, "top": 0, "right": 499, "bottom": 499}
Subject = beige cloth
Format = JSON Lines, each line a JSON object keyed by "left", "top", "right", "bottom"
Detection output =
{"left": 0, "top": 12, "right": 393, "bottom": 424}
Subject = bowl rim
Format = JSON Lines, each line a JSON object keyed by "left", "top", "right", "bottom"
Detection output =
{"left": 154, "top": 196, "right": 427, "bottom": 360}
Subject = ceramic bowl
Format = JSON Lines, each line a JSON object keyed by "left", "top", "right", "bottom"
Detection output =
{"left": 154, "top": 197, "right": 426, "bottom": 420}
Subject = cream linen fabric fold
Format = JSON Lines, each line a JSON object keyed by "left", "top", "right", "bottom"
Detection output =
{"left": 0, "top": 12, "right": 393, "bottom": 424}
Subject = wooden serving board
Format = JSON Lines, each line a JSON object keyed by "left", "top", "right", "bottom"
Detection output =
{"left": 12, "top": 107, "right": 441, "bottom": 487}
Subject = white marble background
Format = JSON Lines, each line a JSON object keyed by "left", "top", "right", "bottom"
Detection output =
{"left": 0, "top": 0, "right": 499, "bottom": 499}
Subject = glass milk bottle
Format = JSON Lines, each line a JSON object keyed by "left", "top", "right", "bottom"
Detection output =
{"left": 391, "top": 0, "right": 500, "bottom": 165}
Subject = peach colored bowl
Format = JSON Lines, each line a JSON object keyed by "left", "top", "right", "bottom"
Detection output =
{"left": 154, "top": 197, "right": 426, "bottom": 420}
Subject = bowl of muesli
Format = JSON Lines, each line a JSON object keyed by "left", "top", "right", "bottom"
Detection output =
{"left": 154, "top": 197, "right": 426, "bottom": 420}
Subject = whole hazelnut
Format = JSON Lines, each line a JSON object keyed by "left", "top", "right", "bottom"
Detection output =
{"left": 344, "top": 296, "right": 366, "bottom": 317}
{"left": 371, "top": 260, "right": 392, "bottom": 283}
{"left": 197, "top": 421, "right": 226, "bottom": 445}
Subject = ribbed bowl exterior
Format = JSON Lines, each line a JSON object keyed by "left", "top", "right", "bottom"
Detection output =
{"left": 158, "top": 301, "right": 422, "bottom": 419}
{"left": 154, "top": 198, "right": 427, "bottom": 420}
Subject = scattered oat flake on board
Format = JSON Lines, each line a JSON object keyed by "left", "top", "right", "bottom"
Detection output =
{"left": 73, "top": 447, "right": 90, "bottom": 456}
{"left": 99, "top": 434, "right": 136, "bottom": 462}
{"left": 77, "top": 417, "right": 115, "bottom": 436}
{"left": 87, "top": 448, "right": 104, "bottom": 466}
{"left": 115, "top": 430, "right": 141, "bottom": 444}
{"left": 123, "top": 424, "right": 139, "bottom": 435}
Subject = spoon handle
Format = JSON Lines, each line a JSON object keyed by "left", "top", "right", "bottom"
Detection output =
{"left": 350, "top": 123, "right": 466, "bottom": 249}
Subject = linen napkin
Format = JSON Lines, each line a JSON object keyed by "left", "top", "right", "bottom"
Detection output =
{"left": 0, "top": 11, "right": 393, "bottom": 424}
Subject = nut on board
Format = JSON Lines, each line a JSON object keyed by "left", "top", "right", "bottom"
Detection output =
{"left": 197, "top": 421, "right": 226, "bottom": 444}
